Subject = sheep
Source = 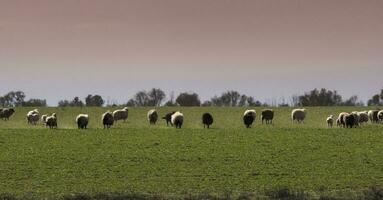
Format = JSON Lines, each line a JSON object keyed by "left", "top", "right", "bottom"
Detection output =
{"left": 112, "top": 107, "right": 128, "bottom": 122}
{"left": 368, "top": 110, "right": 380, "bottom": 123}
{"left": 326, "top": 115, "right": 334, "bottom": 127}
{"left": 351, "top": 112, "right": 360, "bottom": 127}
{"left": 336, "top": 117, "right": 341, "bottom": 127}
{"left": 243, "top": 109, "right": 256, "bottom": 128}
{"left": 76, "top": 114, "right": 89, "bottom": 129}
{"left": 291, "top": 109, "right": 306, "bottom": 123}
{"left": 171, "top": 111, "right": 184, "bottom": 129}
{"left": 337, "top": 112, "right": 348, "bottom": 127}
{"left": 102, "top": 111, "right": 114, "bottom": 129}
{"left": 202, "top": 113, "right": 213, "bottom": 128}
{"left": 357, "top": 111, "right": 369, "bottom": 124}
{"left": 27, "top": 109, "right": 40, "bottom": 125}
{"left": 162, "top": 111, "right": 176, "bottom": 126}
{"left": 147, "top": 109, "right": 158, "bottom": 125}
{"left": 261, "top": 109, "right": 274, "bottom": 124}
{"left": 45, "top": 113, "right": 57, "bottom": 129}
{"left": 343, "top": 113, "right": 356, "bottom": 128}
{"left": 378, "top": 110, "right": 383, "bottom": 123}
{"left": 0, "top": 108, "right": 15, "bottom": 121}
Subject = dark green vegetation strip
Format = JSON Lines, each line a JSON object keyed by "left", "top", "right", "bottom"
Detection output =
{"left": 0, "top": 107, "right": 382, "bottom": 199}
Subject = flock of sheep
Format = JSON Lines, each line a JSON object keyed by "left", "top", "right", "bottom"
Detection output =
{"left": 1, "top": 107, "right": 383, "bottom": 129}
{"left": 327, "top": 110, "right": 383, "bottom": 128}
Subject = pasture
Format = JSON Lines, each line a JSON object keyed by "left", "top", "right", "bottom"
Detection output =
{"left": 0, "top": 107, "right": 382, "bottom": 199}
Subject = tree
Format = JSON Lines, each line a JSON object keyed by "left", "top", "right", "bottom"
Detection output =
{"left": 341, "top": 95, "right": 364, "bottom": 106}
{"left": 176, "top": 92, "right": 201, "bottom": 106}
{"left": 297, "top": 88, "right": 343, "bottom": 106}
{"left": 133, "top": 91, "right": 149, "bottom": 106}
{"left": 368, "top": 94, "right": 381, "bottom": 106}
{"left": 147, "top": 88, "right": 166, "bottom": 106}
{"left": 71, "top": 97, "right": 84, "bottom": 107}
{"left": 58, "top": 100, "right": 70, "bottom": 107}
{"left": 85, "top": 94, "right": 104, "bottom": 107}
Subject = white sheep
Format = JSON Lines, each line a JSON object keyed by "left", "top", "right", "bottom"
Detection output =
{"left": 147, "top": 109, "right": 158, "bottom": 125}
{"left": 76, "top": 114, "right": 89, "bottom": 129}
{"left": 113, "top": 107, "right": 128, "bottom": 122}
{"left": 368, "top": 110, "right": 379, "bottom": 123}
{"left": 326, "top": 115, "right": 333, "bottom": 127}
{"left": 171, "top": 111, "right": 184, "bottom": 129}
{"left": 243, "top": 109, "right": 256, "bottom": 128}
{"left": 291, "top": 109, "right": 306, "bottom": 123}
{"left": 337, "top": 112, "right": 348, "bottom": 127}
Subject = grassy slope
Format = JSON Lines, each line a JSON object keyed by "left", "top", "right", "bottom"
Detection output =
{"left": 0, "top": 107, "right": 382, "bottom": 199}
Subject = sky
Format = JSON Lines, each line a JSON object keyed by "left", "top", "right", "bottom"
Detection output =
{"left": 0, "top": 0, "right": 382, "bottom": 106}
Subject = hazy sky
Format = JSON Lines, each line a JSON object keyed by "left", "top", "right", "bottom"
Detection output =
{"left": 1, "top": 0, "right": 382, "bottom": 105}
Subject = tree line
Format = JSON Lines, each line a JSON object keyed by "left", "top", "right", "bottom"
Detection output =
{"left": 1, "top": 87, "right": 382, "bottom": 107}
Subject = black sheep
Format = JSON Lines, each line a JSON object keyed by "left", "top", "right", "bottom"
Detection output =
{"left": 202, "top": 113, "right": 213, "bottom": 128}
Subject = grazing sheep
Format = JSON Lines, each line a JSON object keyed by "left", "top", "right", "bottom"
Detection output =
{"left": 112, "top": 107, "right": 128, "bottom": 122}
{"left": 147, "top": 109, "right": 158, "bottom": 125}
{"left": 343, "top": 113, "right": 356, "bottom": 128}
{"left": 327, "top": 115, "right": 334, "bottom": 127}
{"left": 243, "top": 110, "right": 256, "bottom": 128}
{"left": 378, "top": 110, "right": 383, "bottom": 123}
{"left": 102, "top": 111, "right": 114, "bottom": 129}
{"left": 357, "top": 111, "right": 369, "bottom": 124}
{"left": 76, "top": 114, "right": 89, "bottom": 129}
{"left": 291, "top": 109, "right": 306, "bottom": 123}
{"left": 202, "top": 113, "right": 213, "bottom": 128}
{"left": 0, "top": 108, "right": 15, "bottom": 120}
{"left": 337, "top": 112, "right": 348, "bottom": 127}
{"left": 171, "top": 111, "right": 184, "bottom": 129}
{"left": 46, "top": 113, "right": 57, "bottom": 129}
{"left": 261, "top": 109, "right": 274, "bottom": 124}
{"left": 27, "top": 109, "right": 40, "bottom": 125}
{"left": 368, "top": 110, "right": 380, "bottom": 123}
{"left": 162, "top": 111, "right": 176, "bottom": 126}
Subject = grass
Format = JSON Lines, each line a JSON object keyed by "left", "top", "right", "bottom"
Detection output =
{"left": 0, "top": 107, "right": 382, "bottom": 199}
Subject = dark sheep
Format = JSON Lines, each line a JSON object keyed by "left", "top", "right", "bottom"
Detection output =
{"left": 147, "top": 109, "right": 158, "bottom": 125}
{"left": 343, "top": 113, "right": 356, "bottom": 128}
{"left": 243, "top": 110, "right": 256, "bottom": 128}
{"left": 162, "top": 111, "right": 176, "bottom": 126}
{"left": 76, "top": 114, "right": 89, "bottom": 129}
{"left": 0, "top": 108, "right": 15, "bottom": 121}
{"left": 46, "top": 113, "right": 57, "bottom": 129}
{"left": 102, "top": 111, "right": 114, "bottom": 129}
{"left": 171, "top": 112, "right": 184, "bottom": 129}
{"left": 202, "top": 113, "right": 213, "bottom": 128}
{"left": 261, "top": 109, "right": 274, "bottom": 124}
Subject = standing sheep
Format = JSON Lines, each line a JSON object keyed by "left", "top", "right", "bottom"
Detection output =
{"left": 162, "top": 111, "right": 176, "bottom": 126}
{"left": 147, "top": 109, "right": 158, "bottom": 125}
{"left": 351, "top": 112, "right": 360, "bottom": 127}
{"left": 46, "top": 113, "right": 57, "bottom": 129}
{"left": 343, "top": 113, "right": 356, "bottom": 128}
{"left": 326, "top": 115, "right": 334, "bottom": 127}
{"left": 243, "top": 110, "right": 256, "bottom": 128}
{"left": 337, "top": 112, "right": 348, "bottom": 127}
{"left": 113, "top": 107, "right": 129, "bottom": 122}
{"left": 171, "top": 111, "right": 184, "bottom": 129}
{"left": 378, "top": 110, "right": 383, "bottom": 123}
{"left": 102, "top": 111, "right": 114, "bottom": 129}
{"left": 76, "top": 114, "right": 89, "bottom": 129}
{"left": 291, "top": 109, "right": 306, "bottom": 123}
{"left": 202, "top": 113, "right": 213, "bottom": 128}
{"left": 368, "top": 110, "right": 380, "bottom": 123}
{"left": 261, "top": 109, "right": 274, "bottom": 124}
{"left": 0, "top": 108, "right": 15, "bottom": 121}
{"left": 27, "top": 109, "right": 40, "bottom": 125}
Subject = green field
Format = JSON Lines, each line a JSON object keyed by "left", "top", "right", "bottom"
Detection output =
{"left": 0, "top": 107, "right": 382, "bottom": 199}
